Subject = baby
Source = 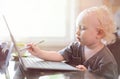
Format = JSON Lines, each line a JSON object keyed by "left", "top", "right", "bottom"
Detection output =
{"left": 27, "top": 6, "right": 118, "bottom": 79}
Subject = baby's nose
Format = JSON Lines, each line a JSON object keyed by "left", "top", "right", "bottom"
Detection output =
{"left": 76, "top": 30, "right": 80, "bottom": 36}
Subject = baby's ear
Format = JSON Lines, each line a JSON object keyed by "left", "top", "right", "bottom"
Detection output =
{"left": 96, "top": 27, "right": 105, "bottom": 38}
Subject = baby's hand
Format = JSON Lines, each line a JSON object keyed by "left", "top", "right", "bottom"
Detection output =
{"left": 27, "top": 43, "right": 41, "bottom": 56}
{"left": 76, "top": 65, "right": 87, "bottom": 71}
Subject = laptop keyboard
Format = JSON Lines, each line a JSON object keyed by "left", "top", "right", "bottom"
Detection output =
{"left": 21, "top": 56, "right": 78, "bottom": 71}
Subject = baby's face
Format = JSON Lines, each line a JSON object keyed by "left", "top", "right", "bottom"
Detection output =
{"left": 76, "top": 12, "right": 101, "bottom": 46}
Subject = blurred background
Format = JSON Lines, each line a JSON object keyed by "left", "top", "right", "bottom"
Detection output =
{"left": 0, "top": 0, "right": 120, "bottom": 51}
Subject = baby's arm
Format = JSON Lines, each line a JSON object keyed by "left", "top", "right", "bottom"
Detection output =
{"left": 27, "top": 43, "right": 64, "bottom": 61}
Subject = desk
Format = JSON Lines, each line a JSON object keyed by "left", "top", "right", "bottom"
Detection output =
{"left": 6, "top": 60, "right": 107, "bottom": 79}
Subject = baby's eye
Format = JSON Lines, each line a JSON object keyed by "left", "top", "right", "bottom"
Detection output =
{"left": 79, "top": 25, "right": 86, "bottom": 30}
{"left": 81, "top": 27, "right": 86, "bottom": 30}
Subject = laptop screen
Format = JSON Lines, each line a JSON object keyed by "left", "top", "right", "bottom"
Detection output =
{"left": 0, "top": 15, "right": 14, "bottom": 73}
{"left": 2, "top": 15, "right": 24, "bottom": 65}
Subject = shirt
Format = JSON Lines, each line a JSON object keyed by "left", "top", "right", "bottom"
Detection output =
{"left": 59, "top": 41, "right": 118, "bottom": 79}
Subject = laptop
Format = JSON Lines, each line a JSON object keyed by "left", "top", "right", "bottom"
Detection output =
{"left": 2, "top": 15, "right": 79, "bottom": 72}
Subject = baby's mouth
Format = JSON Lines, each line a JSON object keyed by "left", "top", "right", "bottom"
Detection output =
{"left": 76, "top": 36, "right": 81, "bottom": 41}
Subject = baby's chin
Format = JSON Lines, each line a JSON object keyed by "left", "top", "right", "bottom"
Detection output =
{"left": 76, "top": 38, "right": 85, "bottom": 45}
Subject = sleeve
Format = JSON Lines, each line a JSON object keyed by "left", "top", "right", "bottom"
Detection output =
{"left": 58, "top": 42, "right": 83, "bottom": 65}
{"left": 59, "top": 42, "right": 81, "bottom": 62}
{"left": 58, "top": 42, "right": 74, "bottom": 62}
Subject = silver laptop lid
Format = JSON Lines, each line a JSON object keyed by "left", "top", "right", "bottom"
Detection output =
{"left": 2, "top": 15, "right": 24, "bottom": 64}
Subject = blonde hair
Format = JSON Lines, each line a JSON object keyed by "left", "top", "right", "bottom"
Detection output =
{"left": 76, "top": 6, "right": 117, "bottom": 45}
